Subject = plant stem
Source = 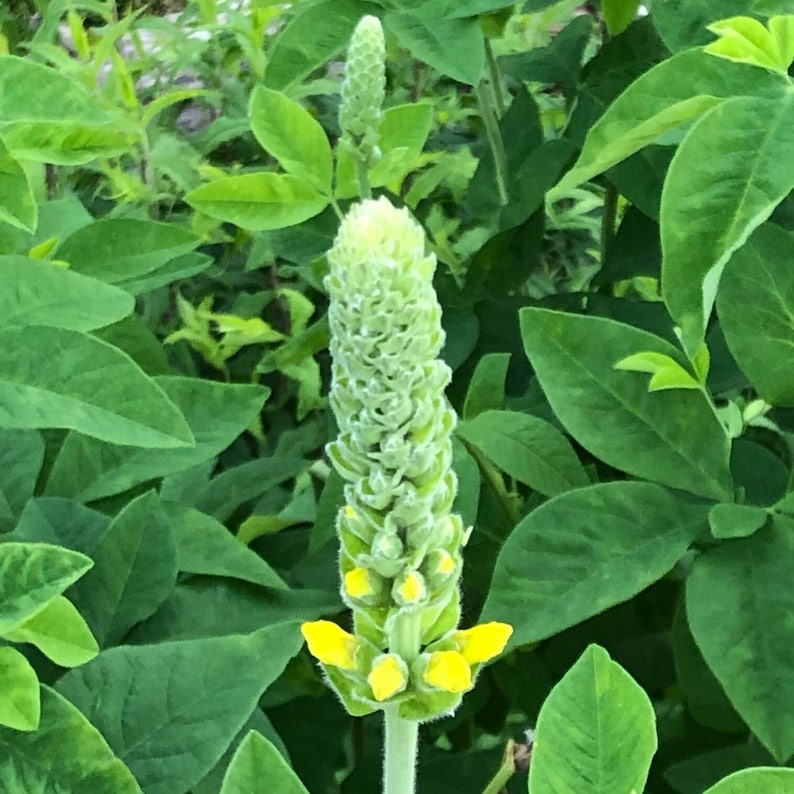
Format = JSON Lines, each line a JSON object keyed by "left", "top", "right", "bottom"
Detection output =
{"left": 383, "top": 704, "right": 419, "bottom": 794}
{"left": 480, "top": 740, "right": 516, "bottom": 794}
{"left": 461, "top": 438, "right": 521, "bottom": 529}
{"left": 355, "top": 156, "right": 372, "bottom": 200}
{"left": 476, "top": 80, "right": 509, "bottom": 207}
{"left": 484, "top": 38, "right": 506, "bottom": 117}
{"left": 600, "top": 183, "right": 618, "bottom": 263}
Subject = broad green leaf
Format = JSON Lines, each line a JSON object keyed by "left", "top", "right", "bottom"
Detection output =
{"left": 69, "top": 491, "right": 177, "bottom": 647}
{"left": 117, "top": 251, "right": 213, "bottom": 295}
{"left": 0, "top": 686, "right": 142, "bottom": 792}
{"left": 4, "top": 595, "right": 98, "bottom": 667}
{"left": 0, "top": 430, "right": 43, "bottom": 531}
{"left": 708, "top": 503, "right": 768, "bottom": 539}
{"left": 264, "top": 0, "right": 379, "bottom": 90}
{"left": 520, "top": 308, "right": 732, "bottom": 500}
{"left": 0, "top": 327, "right": 194, "bottom": 448}
{"left": 0, "top": 542, "right": 92, "bottom": 635}
{"left": 0, "top": 137, "right": 36, "bottom": 233}
{"left": 462, "top": 352, "right": 510, "bottom": 419}
{"left": 445, "top": 0, "right": 514, "bottom": 16}
{"left": 384, "top": 8, "right": 485, "bottom": 86}
{"left": 45, "top": 378, "right": 269, "bottom": 502}
{"left": 529, "top": 644, "right": 657, "bottom": 794}
{"left": 603, "top": 0, "right": 643, "bottom": 36}
{"left": 0, "top": 255, "right": 133, "bottom": 331}
{"left": 0, "top": 646, "right": 40, "bottom": 731}
{"left": 0, "top": 56, "right": 132, "bottom": 164}
{"left": 163, "top": 502, "right": 288, "bottom": 590}
{"left": 687, "top": 516, "right": 794, "bottom": 762}
{"left": 717, "top": 224, "right": 794, "bottom": 406}
{"left": 248, "top": 86, "right": 332, "bottom": 193}
{"left": 457, "top": 410, "right": 589, "bottom": 497}
{"left": 220, "top": 731, "right": 309, "bottom": 794}
{"left": 56, "top": 624, "right": 304, "bottom": 794}
{"left": 185, "top": 173, "right": 328, "bottom": 231}
{"left": 704, "top": 768, "right": 794, "bottom": 794}
{"left": 56, "top": 219, "right": 200, "bottom": 285}
{"left": 550, "top": 50, "right": 786, "bottom": 199}
{"left": 481, "top": 482, "right": 708, "bottom": 647}
{"left": 661, "top": 94, "right": 794, "bottom": 354}
{"left": 705, "top": 16, "right": 788, "bottom": 72}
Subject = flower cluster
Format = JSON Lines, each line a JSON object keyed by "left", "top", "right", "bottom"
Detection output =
{"left": 302, "top": 197, "right": 511, "bottom": 720}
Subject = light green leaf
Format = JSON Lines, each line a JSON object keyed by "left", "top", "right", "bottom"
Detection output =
{"left": 603, "top": 0, "right": 642, "bottom": 36}
{"left": 186, "top": 173, "right": 328, "bottom": 231}
{"left": 647, "top": 365, "right": 701, "bottom": 392}
{"left": 708, "top": 503, "right": 768, "bottom": 539}
{"left": 0, "top": 542, "right": 92, "bottom": 635}
{"left": 4, "top": 595, "right": 98, "bottom": 667}
{"left": 0, "top": 326, "right": 194, "bottom": 448}
{"left": 661, "top": 93, "right": 794, "bottom": 355}
{"left": 44, "top": 378, "right": 269, "bottom": 502}
{"left": 770, "top": 15, "right": 794, "bottom": 68}
{"left": 704, "top": 767, "right": 794, "bottom": 794}
{"left": 717, "top": 224, "right": 794, "bottom": 406}
{"left": 481, "top": 482, "right": 708, "bottom": 647}
{"left": 456, "top": 409, "right": 589, "bottom": 497}
{"left": 687, "top": 516, "right": 794, "bottom": 762}
{"left": 249, "top": 86, "right": 332, "bottom": 193}
{"left": 0, "top": 255, "right": 134, "bottom": 331}
{"left": 705, "top": 16, "right": 788, "bottom": 72}
{"left": 549, "top": 50, "right": 786, "bottom": 199}
{"left": 56, "top": 624, "right": 304, "bottom": 794}
{"left": 220, "top": 731, "right": 309, "bottom": 794}
{"left": 529, "top": 644, "right": 657, "bottom": 794}
{"left": 56, "top": 218, "right": 200, "bottom": 285}
{"left": 68, "top": 491, "right": 177, "bottom": 647}
{"left": 0, "top": 646, "right": 40, "bottom": 731}
{"left": 0, "top": 137, "right": 36, "bottom": 233}
{"left": 520, "top": 308, "right": 732, "bottom": 499}
{"left": 0, "top": 686, "right": 142, "bottom": 792}
{"left": 384, "top": 8, "right": 484, "bottom": 85}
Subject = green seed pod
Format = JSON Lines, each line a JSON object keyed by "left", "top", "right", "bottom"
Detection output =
{"left": 339, "top": 15, "right": 386, "bottom": 168}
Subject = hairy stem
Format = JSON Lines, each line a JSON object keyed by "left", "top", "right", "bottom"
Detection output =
{"left": 484, "top": 38, "right": 506, "bottom": 117}
{"left": 383, "top": 704, "right": 419, "bottom": 794}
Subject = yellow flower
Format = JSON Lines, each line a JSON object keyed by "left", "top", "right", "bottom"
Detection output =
{"left": 344, "top": 566, "right": 374, "bottom": 598}
{"left": 395, "top": 571, "right": 425, "bottom": 604}
{"left": 368, "top": 654, "right": 407, "bottom": 701}
{"left": 435, "top": 550, "right": 456, "bottom": 575}
{"left": 451, "top": 622, "right": 513, "bottom": 665}
{"left": 301, "top": 620, "right": 361, "bottom": 670}
{"left": 423, "top": 651, "right": 472, "bottom": 693}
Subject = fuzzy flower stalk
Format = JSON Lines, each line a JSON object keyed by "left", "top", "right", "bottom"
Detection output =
{"left": 301, "top": 196, "right": 512, "bottom": 794}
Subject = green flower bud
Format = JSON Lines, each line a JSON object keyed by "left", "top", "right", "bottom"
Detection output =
{"left": 339, "top": 15, "right": 386, "bottom": 168}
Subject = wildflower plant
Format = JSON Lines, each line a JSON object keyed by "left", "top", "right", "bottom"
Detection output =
{"left": 300, "top": 17, "right": 511, "bottom": 793}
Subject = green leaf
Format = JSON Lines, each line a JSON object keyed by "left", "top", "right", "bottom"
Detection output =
{"left": 520, "top": 308, "right": 732, "bottom": 500}
{"left": 661, "top": 94, "right": 794, "bottom": 354}
{"left": 0, "top": 255, "right": 134, "bottom": 331}
{"left": 0, "top": 430, "right": 43, "bottom": 531}
{"left": 56, "top": 624, "right": 304, "bottom": 794}
{"left": 4, "top": 595, "right": 98, "bottom": 667}
{"left": 220, "top": 731, "right": 309, "bottom": 794}
{"left": 550, "top": 50, "right": 785, "bottom": 199}
{"left": 68, "top": 491, "right": 177, "bottom": 647}
{"left": 0, "top": 137, "right": 36, "bottom": 233}
{"left": 0, "top": 55, "right": 133, "bottom": 164}
{"left": 457, "top": 410, "right": 589, "bottom": 497}
{"left": 769, "top": 15, "right": 794, "bottom": 68}
{"left": 717, "top": 224, "right": 794, "bottom": 406}
{"left": 462, "top": 352, "right": 510, "bottom": 419}
{"left": 705, "top": 16, "right": 789, "bottom": 72}
{"left": 0, "top": 646, "right": 40, "bottom": 731}
{"left": 45, "top": 378, "right": 269, "bottom": 502}
{"left": 704, "top": 768, "right": 794, "bottom": 794}
{"left": 615, "top": 351, "right": 701, "bottom": 391}
{"left": 0, "top": 686, "right": 142, "bottom": 792}
{"left": 248, "top": 86, "right": 332, "bottom": 194}
{"left": 384, "top": 8, "right": 485, "bottom": 85}
{"left": 185, "top": 173, "right": 328, "bottom": 232}
{"left": 163, "top": 502, "right": 288, "bottom": 590}
{"left": 481, "top": 482, "right": 708, "bottom": 647}
{"left": 0, "top": 326, "right": 194, "bottom": 448}
{"left": 708, "top": 503, "right": 769, "bottom": 539}
{"left": 56, "top": 219, "right": 201, "bottom": 285}
{"left": 528, "top": 644, "right": 657, "bottom": 794}
{"left": 603, "top": 0, "right": 643, "bottom": 36}
{"left": 687, "top": 516, "right": 794, "bottom": 762}
{"left": 0, "top": 542, "right": 92, "bottom": 635}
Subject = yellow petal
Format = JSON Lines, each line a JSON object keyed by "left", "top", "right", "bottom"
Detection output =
{"left": 436, "top": 550, "right": 456, "bottom": 575}
{"left": 344, "top": 566, "right": 374, "bottom": 598}
{"left": 301, "top": 620, "right": 360, "bottom": 670}
{"left": 396, "top": 571, "right": 425, "bottom": 604}
{"left": 423, "top": 651, "right": 472, "bottom": 693}
{"left": 452, "top": 622, "right": 513, "bottom": 665}
{"left": 344, "top": 505, "right": 358, "bottom": 519}
{"left": 367, "top": 654, "right": 407, "bottom": 701}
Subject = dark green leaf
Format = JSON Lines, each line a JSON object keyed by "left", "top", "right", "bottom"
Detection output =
{"left": 220, "top": 731, "right": 309, "bottom": 794}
